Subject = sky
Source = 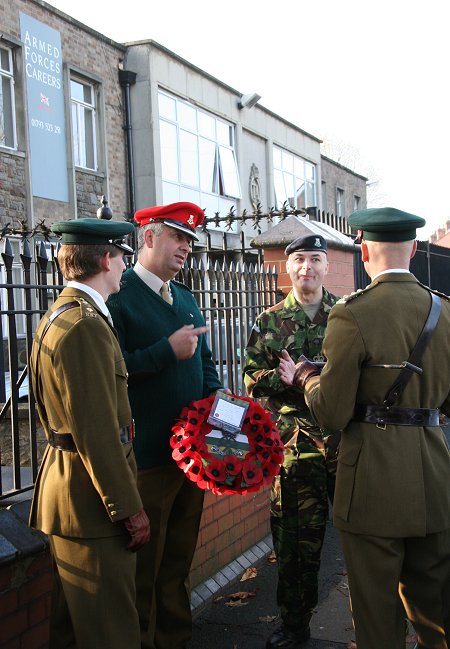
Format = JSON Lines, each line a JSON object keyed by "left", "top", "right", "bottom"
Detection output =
{"left": 47, "top": 0, "right": 449, "bottom": 238}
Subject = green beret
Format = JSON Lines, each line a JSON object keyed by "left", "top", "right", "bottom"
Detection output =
{"left": 348, "top": 207, "right": 425, "bottom": 242}
{"left": 52, "top": 218, "right": 135, "bottom": 254}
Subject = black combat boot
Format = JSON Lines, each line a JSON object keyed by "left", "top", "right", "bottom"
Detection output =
{"left": 265, "top": 623, "right": 311, "bottom": 648}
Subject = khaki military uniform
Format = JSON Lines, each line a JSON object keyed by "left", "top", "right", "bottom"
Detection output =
{"left": 29, "top": 287, "right": 143, "bottom": 649}
{"left": 243, "top": 288, "right": 339, "bottom": 632}
{"left": 305, "top": 273, "right": 450, "bottom": 649}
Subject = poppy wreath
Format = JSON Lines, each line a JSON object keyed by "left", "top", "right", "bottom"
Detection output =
{"left": 170, "top": 394, "right": 284, "bottom": 495}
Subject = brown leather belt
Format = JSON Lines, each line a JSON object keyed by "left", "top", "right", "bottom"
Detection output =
{"left": 353, "top": 405, "right": 439, "bottom": 428}
{"left": 48, "top": 423, "right": 134, "bottom": 452}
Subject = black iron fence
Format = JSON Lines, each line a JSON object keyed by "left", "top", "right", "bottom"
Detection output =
{"left": 6, "top": 208, "right": 447, "bottom": 501}
{"left": 354, "top": 240, "right": 450, "bottom": 294}
{"left": 0, "top": 235, "right": 279, "bottom": 500}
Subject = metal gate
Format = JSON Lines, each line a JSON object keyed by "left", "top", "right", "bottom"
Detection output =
{"left": 354, "top": 240, "right": 450, "bottom": 294}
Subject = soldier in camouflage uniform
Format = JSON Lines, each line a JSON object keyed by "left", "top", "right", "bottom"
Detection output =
{"left": 243, "top": 234, "right": 340, "bottom": 649}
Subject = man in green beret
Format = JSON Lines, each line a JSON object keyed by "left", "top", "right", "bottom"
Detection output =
{"left": 279, "top": 208, "right": 450, "bottom": 649}
{"left": 244, "top": 234, "right": 340, "bottom": 648}
{"left": 29, "top": 218, "right": 150, "bottom": 649}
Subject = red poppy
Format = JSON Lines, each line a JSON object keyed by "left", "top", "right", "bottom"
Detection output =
{"left": 223, "top": 455, "right": 242, "bottom": 476}
{"left": 174, "top": 450, "right": 203, "bottom": 476}
{"left": 196, "top": 470, "right": 213, "bottom": 490}
{"left": 204, "top": 458, "right": 227, "bottom": 482}
{"left": 242, "top": 459, "right": 263, "bottom": 485}
{"left": 172, "top": 444, "right": 190, "bottom": 462}
{"left": 260, "top": 459, "right": 280, "bottom": 484}
{"left": 170, "top": 429, "right": 186, "bottom": 449}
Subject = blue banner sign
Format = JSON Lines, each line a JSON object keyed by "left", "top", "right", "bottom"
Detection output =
{"left": 20, "top": 13, "right": 69, "bottom": 202}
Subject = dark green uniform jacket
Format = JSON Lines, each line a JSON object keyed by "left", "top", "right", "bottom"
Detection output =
{"left": 107, "top": 270, "right": 222, "bottom": 469}
{"left": 29, "top": 288, "right": 143, "bottom": 538}
{"left": 305, "top": 273, "right": 450, "bottom": 537}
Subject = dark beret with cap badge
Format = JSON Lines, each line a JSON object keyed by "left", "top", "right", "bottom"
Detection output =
{"left": 285, "top": 234, "right": 328, "bottom": 256}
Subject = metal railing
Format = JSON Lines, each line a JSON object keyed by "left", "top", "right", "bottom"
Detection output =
{"left": 0, "top": 235, "right": 279, "bottom": 500}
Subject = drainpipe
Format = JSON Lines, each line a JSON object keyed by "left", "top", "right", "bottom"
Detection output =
{"left": 119, "top": 69, "right": 137, "bottom": 222}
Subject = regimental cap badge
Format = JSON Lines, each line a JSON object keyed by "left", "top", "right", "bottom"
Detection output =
{"left": 284, "top": 234, "right": 328, "bottom": 255}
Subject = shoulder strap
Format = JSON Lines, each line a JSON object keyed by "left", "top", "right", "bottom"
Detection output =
{"left": 39, "top": 301, "right": 80, "bottom": 342}
{"left": 383, "top": 293, "right": 441, "bottom": 407}
{"left": 33, "top": 301, "right": 79, "bottom": 421}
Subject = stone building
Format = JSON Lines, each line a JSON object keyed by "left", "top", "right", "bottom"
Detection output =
{"left": 1, "top": 0, "right": 367, "bottom": 249}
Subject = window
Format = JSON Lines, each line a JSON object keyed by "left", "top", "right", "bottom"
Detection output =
{"left": 70, "top": 77, "right": 97, "bottom": 169}
{"left": 159, "top": 90, "right": 241, "bottom": 221}
{"left": 0, "top": 45, "right": 17, "bottom": 149}
{"left": 321, "top": 181, "right": 327, "bottom": 212}
{"left": 273, "top": 146, "right": 316, "bottom": 210}
{"left": 336, "top": 188, "right": 344, "bottom": 218}
{"left": 353, "top": 194, "right": 361, "bottom": 212}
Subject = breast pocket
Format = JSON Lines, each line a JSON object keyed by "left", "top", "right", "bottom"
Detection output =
{"left": 334, "top": 437, "right": 363, "bottom": 523}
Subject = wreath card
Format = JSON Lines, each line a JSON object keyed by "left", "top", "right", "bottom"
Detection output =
{"left": 207, "top": 391, "right": 250, "bottom": 432}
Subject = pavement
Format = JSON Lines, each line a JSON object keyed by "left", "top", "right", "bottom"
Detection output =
{"left": 189, "top": 520, "right": 419, "bottom": 649}
{"left": 187, "top": 425, "right": 450, "bottom": 649}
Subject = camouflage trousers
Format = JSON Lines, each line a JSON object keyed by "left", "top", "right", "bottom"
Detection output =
{"left": 270, "top": 428, "right": 339, "bottom": 631}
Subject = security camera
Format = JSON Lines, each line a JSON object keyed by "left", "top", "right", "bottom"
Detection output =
{"left": 238, "top": 93, "right": 261, "bottom": 109}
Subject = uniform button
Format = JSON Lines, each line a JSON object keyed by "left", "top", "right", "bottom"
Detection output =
{"left": 110, "top": 510, "right": 117, "bottom": 516}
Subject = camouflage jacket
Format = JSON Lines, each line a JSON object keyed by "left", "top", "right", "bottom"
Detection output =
{"left": 243, "top": 288, "right": 338, "bottom": 440}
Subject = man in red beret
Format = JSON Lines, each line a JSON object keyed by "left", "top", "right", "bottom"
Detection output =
{"left": 107, "top": 202, "right": 223, "bottom": 649}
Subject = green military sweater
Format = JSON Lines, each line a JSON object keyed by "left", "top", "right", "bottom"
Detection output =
{"left": 107, "top": 269, "right": 222, "bottom": 469}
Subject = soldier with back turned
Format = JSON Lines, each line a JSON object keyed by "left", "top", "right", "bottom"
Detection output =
{"left": 280, "top": 208, "right": 450, "bottom": 649}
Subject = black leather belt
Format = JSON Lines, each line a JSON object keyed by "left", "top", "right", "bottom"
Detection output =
{"left": 353, "top": 405, "right": 440, "bottom": 428}
{"left": 48, "top": 423, "right": 134, "bottom": 452}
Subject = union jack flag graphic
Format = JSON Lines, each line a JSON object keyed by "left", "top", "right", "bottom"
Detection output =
{"left": 40, "top": 93, "right": 50, "bottom": 107}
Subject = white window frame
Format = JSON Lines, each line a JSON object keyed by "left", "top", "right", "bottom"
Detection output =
{"left": 70, "top": 76, "right": 97, "bottom": 170}
{"left": 158, "top": 90, "right": 241, "bottom": 222}
{"left": 0, "top": 44, "right": 17, "bottom": 150}
{"left": 353, "top": 194, "right": 361, "bottom": 212}
{"left": 273, "top": 146, "right": 316, "bottom": 211}
{"left": 336, "top": 187, "right": 345, "bottom": 218}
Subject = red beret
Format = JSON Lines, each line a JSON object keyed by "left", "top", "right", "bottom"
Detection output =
{"left": 134, "top": 202, "right": 204, "bottom": 241}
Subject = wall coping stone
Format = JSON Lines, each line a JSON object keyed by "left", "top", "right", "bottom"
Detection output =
{"left": 0, "top": 499, "right": 48, "bottom": 566}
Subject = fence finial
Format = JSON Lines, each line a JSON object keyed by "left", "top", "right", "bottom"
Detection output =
{"left": 97, "top": 195, "right": 113, "bottom": 221}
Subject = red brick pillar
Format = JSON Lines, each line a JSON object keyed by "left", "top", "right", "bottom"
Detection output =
{"left": 263, "top": 246, "right": 355, "bottom": 298}
{"left": 0, "top": 506, "right": 52, "bottom": 649}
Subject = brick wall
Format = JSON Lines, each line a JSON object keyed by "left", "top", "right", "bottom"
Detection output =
{"left": 0, "top": 154, "right": 27, "bottom": 227}
{"left": 190, "top": 487, "right": 271, "bottom": 587}
{"left": 263, "top": 246, "right": 356, "bottom": 298}
{"left": 0, "top": 506, "right": 52, "bottom": 649}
